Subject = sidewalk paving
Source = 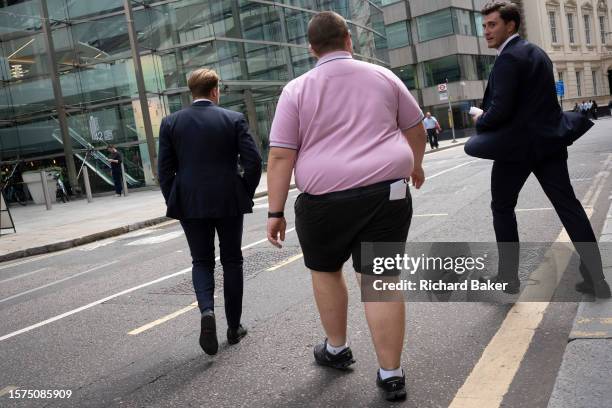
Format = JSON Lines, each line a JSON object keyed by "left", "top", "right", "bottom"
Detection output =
{"left": 0, "top": 136, "right": 468, "bottom": 263}
{"left": 547, "top": 202, "right": 612, "bottom": 408}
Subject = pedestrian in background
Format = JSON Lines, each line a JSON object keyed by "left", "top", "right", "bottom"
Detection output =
{"left": 591, "top": 100, "right": 598, "bottom": 120}
{"left": 158, "top": 68, "right": 262, "bottom": 355}
{"left": 467, "top": 1, "right": 610, "bottom": 298}
{"left": 107, "top": 145, "right": 123, "bottom": 197}
{"left": 266, "top": 11, "right": 426, "bottom": 401}
{"left": 423, "top": 112, "right": 440, "bottom": 149}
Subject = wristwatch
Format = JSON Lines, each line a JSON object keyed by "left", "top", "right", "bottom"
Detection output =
{"left": 268, "top": 211, "right": 284, "bottom": 218}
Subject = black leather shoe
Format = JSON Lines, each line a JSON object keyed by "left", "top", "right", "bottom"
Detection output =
{"left": 478, "top": 275, "right": 520, "bottom": 294}
{"left": 376, "top": 370, "right": 407, "bottom": 401}
{"left": 313, "top": 339, "right": 355, "bottom": 370}
{"left": 199, "top": 310, "right": 218, "bottom": 355}
{"left": 575, "top": 280, "right": 611, "bottom": 299}
{"left": 227, "top": 325, "right": 247, "bottom": 345}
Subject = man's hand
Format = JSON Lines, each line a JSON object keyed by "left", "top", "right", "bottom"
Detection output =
{"left": 410, "top": 166, "right": 425, "bottom": 189}
{"left": 267, "top": 217, "right": 287, "bottom": 248}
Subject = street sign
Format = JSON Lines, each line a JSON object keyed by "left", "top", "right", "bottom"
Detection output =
{"left": 438, "top": 83, "right": 449, "bottom": 101}
{"left": 556, "top": 80, "right": 565, "bottom": 97}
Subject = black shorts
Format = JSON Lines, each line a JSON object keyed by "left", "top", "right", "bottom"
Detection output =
{"left": 294, "top": 179, "right": 413, "bottom": 274}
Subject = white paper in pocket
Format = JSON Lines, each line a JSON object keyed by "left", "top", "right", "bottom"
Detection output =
{"left": 389, "top": 179, "right": 407, "bottom": 201}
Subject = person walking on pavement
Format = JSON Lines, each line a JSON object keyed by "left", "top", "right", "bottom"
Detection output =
{"left": 591, "top": 100, "right": 598, "bottom": 120}
{"left": 107, "top": 145, "right": 123, "bottom": 197}
{"left": 266, "top": 11, "right": 426, "bottom": 401}
{"left": 157, "top": 68, "right": 262, "bottom": 355}
{"left": 468, "top": 1, "right": 611, "bottom": 298}
{"left": 423, "top": 112, "right": 440, "bottom": 149}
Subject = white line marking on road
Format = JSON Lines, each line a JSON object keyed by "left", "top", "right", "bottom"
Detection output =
{"left": 253, "top": 187, "right": 298, "bottom": 202}
{"left": 0, "top": 386, "right": 17, "bottom": 397}
{"left": 0, "top": 230, "right": 296, "bottom": 342}
{"left": 427, "top": 160, "right": 480, "bottom": 181}
{"left": 0, "top": 252, "right": 65, "bottom": 271}
{"left": 79, "top": 240, "right": 117, "bottom": 251}
{"left": 413, "top": 213, "right": 448, "bottom": 218}
{"left": 267, "top": 253, "right": 304, "bottom": 272}
{"left": 0, "top": 261, "right": 118, "bottom": 305}
{"left": 515, "top": 207, "right": 554, "bottom": 212}
{"left": 449, "top": 156, "right": 612, "bottom": 408}
{"left": 129, "top": 302, "right": 198, "bottom": 335}
{"left": 126, "top": 231, "right": 184, "bottom": 246}
{"left": 253, "top": 203, "right": 269, "bottom": 209}
{"left": 0, "top": 267, "right": 48, "bottom": 285}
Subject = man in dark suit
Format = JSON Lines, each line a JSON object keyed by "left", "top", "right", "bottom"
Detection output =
{"left": 473, "top": 1, "right": 610, "bottom": 298}
{"left": 158, "top": 68, "right": 262, "bottom": 354}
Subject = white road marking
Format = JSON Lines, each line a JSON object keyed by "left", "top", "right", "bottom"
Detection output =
{"left": 129, "top": 302, "right": 198, "bottom": 335}
{"left": 0, "top": 267, "right": 48, "bottom": 285}
{"left": 267, "top": 253, "right": 304, "bottom": 272}
{"left": 427, "top": 160, "right": 480, "bottom": 181}
{"left": 0, "top": 386, "right": 17, "bottom": 397}
{"left": 0, "top": 230, "right": 295, "bottom": 342}
{"left": 0, "top": 252, "right": 65, "bottom": 271}
{"left": 515, "top": 207, "right": 554, "bottom": 212}
{"left": 253, "top": 203, "right": 269, "bottom": 209}
{"left": 0, "top": 261, "right": 118, "bottom": 305}
{"left": 126, "top": 231, "right": 184, "bottom": 246}
{"left": 79, "top": 240, "right": 117, "bottom": 251}
{"left": 413, "top": 213, "right": 448, "bottom": 218}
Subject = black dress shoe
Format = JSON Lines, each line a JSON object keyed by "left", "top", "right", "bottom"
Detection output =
{"left": 376, "top": 370, "right": 407, "bottom": 401}
{"left": 227, "top": 325, "right": 247, "bottom": 345}
{"left": 575, "top": 280, "right": 611, "bottom": 299}
{"left": 313, "top": 338, "right": 355, "bottom": 370}
{"left": 478, "top": 275, "right": 520, "bottom": 294}
{"left": 199, "top": 310, "right": 218, "bottom": 355}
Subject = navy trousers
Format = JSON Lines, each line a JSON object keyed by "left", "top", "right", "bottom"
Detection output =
{"left": 491, "top": 151, "right": 604, "bottom": 284}
{"left": 111, "top": 168, "right": 123, "bottom": 195}
{"left": 180, "top": 216, "right": 244, "bottom": 329}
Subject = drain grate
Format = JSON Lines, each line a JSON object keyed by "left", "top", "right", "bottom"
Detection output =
{"left": 150, "top": 244, "right": 303, "bottom": 295}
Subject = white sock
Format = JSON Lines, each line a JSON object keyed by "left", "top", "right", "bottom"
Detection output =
{"left": 379, "top": 367, "right": 403, "bottom": 380}
{"left": 326, "top": 341, "right": 348, "bottom": 355}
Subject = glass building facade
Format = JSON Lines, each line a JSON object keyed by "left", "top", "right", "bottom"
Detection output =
{"left": 0, "top": 0, "right": 387, "bottom": 194}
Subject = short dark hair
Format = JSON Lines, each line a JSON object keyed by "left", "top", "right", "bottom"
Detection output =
{"left": 481, "top": 1, "right": 521, "bottom": 33}
{"left": 187, "top": 68, "right": 219, "bottom": 98}
{"left": 307, "top": 11, "right": 350, "bottom": 54}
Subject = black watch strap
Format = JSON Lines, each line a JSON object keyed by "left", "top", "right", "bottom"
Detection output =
{"left": 268, "top": 211, "right": 284, "bottom": 218}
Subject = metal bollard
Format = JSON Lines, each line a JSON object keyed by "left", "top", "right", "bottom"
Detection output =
{"left": 121, "top": 162, "right": 129, "bottom": 197}
{"left": 40, "top": 170, "right": 52, "bottom": 211}
{"left": 83, "top": 166, "right": 93, "bottom": 203}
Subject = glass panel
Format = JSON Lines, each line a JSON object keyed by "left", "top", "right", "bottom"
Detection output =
{"left": 423, "top": 55, "right": 460, "bottom": 87}
{"left": 392, "top": 65, "right": 417, "bottom": 89}
{"left": 386, "top": 21, "right": 410, "bottom": 49}
{"left": 453, "top": 9, "right": 474, "bottom": 36}
{"left": 417, "top": 9, "right": 453, "bottom": 42}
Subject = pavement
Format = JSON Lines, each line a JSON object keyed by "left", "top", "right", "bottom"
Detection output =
{"left": 547, "top": 202, "right": 612, "bottom": 408}
{"left": 0, "top": 135, "right": 469, "bottom": 263}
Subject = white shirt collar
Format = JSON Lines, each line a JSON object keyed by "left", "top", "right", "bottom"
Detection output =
{"left": 193, "top": 98, "right": 212, "bottom": 104}
{"left": 497, "top": 34, "right": 519, "bottom": 55}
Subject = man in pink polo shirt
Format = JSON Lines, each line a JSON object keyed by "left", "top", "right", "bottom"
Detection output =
{"left": 266, "top": 11, "right": 426, "bottom": 401}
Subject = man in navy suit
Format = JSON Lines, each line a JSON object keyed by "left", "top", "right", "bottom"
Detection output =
{"left": 473, "top": 1, "right": 610, "bottom": 298}
{"left": 158, "top": 69, "right": 262, "bottom": 354}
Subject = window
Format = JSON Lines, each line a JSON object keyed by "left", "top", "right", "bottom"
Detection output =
{"left": 600, "top": 16, "right": 608, "bottom": 44}
{"left": 558, "top": 71, "right": 564, "bottom": 82}
{"left": 386, "top": 21, "right": 411, "bottom": 49}
{"left": 474, "top": 13, "right": 483, "bottom": 37}
{"left": 567, "top": 13, "right": 575, "bottom": 43}
{"left": 417, "top": 9, "right": 454, "bottom": 42}
{"left": 452, "top": 9, "right": 474, "bottom": 36}
{"left": 592, "top": 70, "right": 598, "bottom": 95}
{"left": 584, "top": 15, "right": 592, "bottom": 45}
{"left": 392, "top": 65, "right": 417, "bottom": 89}
{"left": 423, "top": 55, "right": 461, "bottom": 87}
{"left": 549, "top": 11, "right": 558, "bottom": 43}
{"left": 576, "top": 71, "right": 582, "bottom": 96}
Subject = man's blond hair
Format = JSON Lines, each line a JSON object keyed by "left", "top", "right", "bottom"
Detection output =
{"left": 188, "top": 68, "right": 219, "bottom": 98}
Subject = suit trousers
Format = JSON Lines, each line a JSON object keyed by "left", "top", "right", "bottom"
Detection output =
{"left": 180, "top": 216, "right": 244, "bottom": 329}
{"left": 426, "top": 129, "right": 439, "bottom": 149}
{"left": 491, "top": 152, "right": 605, "bottom": 284}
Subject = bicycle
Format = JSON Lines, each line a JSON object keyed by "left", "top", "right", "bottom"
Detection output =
{"left": 49, "top": 171, "right": 70, "bottom": 203}
{"left": 1, "top": 163, "right": 28, "bottom": 206}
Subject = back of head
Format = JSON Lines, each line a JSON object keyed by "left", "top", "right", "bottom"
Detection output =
{"left": 188, "top": 68, "right": 219, "bottom": 99}
{"left": 307, "top": 11, "right": 350, "bottom": 55}
{"left": 481, "top": 1, "right": 521, "bottom": 33}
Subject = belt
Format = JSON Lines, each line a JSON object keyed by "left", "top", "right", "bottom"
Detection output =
{"left": 302, "top": 179, "right": 403, "bottom": 202}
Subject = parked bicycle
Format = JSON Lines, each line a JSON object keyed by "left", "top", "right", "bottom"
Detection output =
{"left": 1, "top": 163, "right": 28, "bottom": 206}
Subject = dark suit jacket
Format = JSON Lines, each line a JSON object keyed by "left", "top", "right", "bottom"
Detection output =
{"left": 465, "top": 36, "right": 590, "bottom": 162}
{"left": 157, "top": 100, "right": 262, "bottom": 220}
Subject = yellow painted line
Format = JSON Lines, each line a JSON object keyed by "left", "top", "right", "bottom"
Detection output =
{"left": 267, "top": 253, "right": 304, "bottom": 272}
{"left": 575, "top": 317, "right": 612, "bottom": 325}
{"left": 449, "top": 168, "right": 609, "bottom": 407}
{"left": 129, "top": 302, "right": 198, "bottom": 335}
{"left": 570, "top": 331, "right": 609, "bottom": 338}
{"left": 0, "top": 386, "right": 18, "bottom": 397}
{"left": 515, "top": 207, "right": 554, "bottom": 212}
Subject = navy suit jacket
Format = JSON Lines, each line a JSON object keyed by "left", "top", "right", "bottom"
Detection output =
{"left": 465, "top": 37, "right": 591, "bottom": 162}
{"left": 157, "top": 101, "right": 262, "bottom": 219}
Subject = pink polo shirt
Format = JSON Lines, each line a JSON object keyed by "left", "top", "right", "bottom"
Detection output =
{"left": 269, "top": 51, "right": 423, "bottom": 195}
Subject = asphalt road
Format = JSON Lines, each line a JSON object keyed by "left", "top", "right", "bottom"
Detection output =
{"left": 1, "top": 119, "right": 612, "bottom": 407}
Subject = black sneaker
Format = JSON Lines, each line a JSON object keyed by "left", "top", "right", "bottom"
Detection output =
{"left": 199, "top": 310, "right": 218, "bottom": 355}
{"left": 313, "top": 339, "right": 355, "bottom": 370}
{"left": 227, "top": 325, "right": 247, "bottom": 345}
{"left": 376, "top": 370, "right": 407, "bottom": 401}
